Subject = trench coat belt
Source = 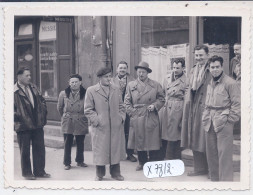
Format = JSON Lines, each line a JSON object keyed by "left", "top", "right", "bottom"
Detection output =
{"left": 133, "top": 104, "right": 148, "bottom": 109}
{"left": 64, "top": 112, "right": 83, "bottom": 119}
{"left": 206, "top": 105, "right": 230, "bottom": 110}
{"left": 167, "top": 97, "right": 183, "bottom": 101}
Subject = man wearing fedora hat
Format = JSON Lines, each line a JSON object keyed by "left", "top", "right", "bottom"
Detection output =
{"left": 125, "top": 61, "right": 165, "bottom": 171}
{"left": 84, "top": 67, "right": 126, "bottom": 181}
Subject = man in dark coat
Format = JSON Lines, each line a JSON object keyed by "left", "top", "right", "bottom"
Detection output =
{"left": 112, "top": 61, "right": 137, "bottom": 162}
{"left": 181, "top": 45, "right": 211, "bottom": 177}
{"left": 14, "top": 67, "right": 50, "bottom": 180}
{"left": 57, "top": 74, "right": 89, "bottom": 170}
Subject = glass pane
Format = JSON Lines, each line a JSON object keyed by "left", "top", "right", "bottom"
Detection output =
{"left": 18, "top": 24, "right": 33, "bottom": 35}
{"left": 141, "top": 17, "right": 189, "bottom": 84}
{"left": 17, "top": 44, "right": 34, "bottom": 70}
{"left": 39, "top": 21, "right": 58, "bottom": 99}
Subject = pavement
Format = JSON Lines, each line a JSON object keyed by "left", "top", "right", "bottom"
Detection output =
{"left": 14, "top": 143, "right": 240, "bottom": 182}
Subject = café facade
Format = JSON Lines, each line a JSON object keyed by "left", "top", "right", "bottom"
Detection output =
{"left": 14, "top": 16, "right": 241, "bottom": 147}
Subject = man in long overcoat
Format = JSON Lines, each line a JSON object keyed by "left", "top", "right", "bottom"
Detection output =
{"left": 202, "top": 56, "right": 240, "bottom": 181}
{"left": 229, "top": 43, "right": 241, "bottom": 79}
{"left": 84, "top": 67, "right": 126, "bottom": 181}
{"left": 14, "top": 67, "right": 50, "bottom": 180}
{"left": 57, "top": 74, "right": 89, "bottom": 170}
{"left": 161, "top": 58, "right": 188, "bottom": 160}
{"left": 124, "top": 61, "right": 165, "bottom": 171}
{"left": 181, "top": 45, "right": 211, "bottom": 177}
{"left": 112, "top": 61, "right": 137, "bottom": 162}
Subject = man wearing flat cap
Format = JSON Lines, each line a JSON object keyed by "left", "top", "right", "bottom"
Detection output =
{"left": 125, "top": 61, "right": 165, "bottom": 171}
{"left": 84, "top": 67, "right": 126, "bottom": 181}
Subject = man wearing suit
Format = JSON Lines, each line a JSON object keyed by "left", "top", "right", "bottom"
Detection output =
{"left": 202, "top": 56, "right": 240, "bottom": 181}
{"left": 113, "top": 61, "right": 137, "bottom": 162}
{"left": 14, "top": 67, "right": 50, "bottom": 180}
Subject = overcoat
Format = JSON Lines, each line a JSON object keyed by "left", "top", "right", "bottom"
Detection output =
{"left": 124, "top": 78, "right": 165, "bottom": 151}
{"left": 161, "top": 73, "right": 187, "bottom": 141}
{"left": 57, "top": 86, "right": 88, "bottom": 135}
{"left": 84, "top": 83, "right": 126, "bottom": 165}
{"left": 181, "top": 64, "right": 212, "bottom": 152}
{"left": 14, "top": 82, "right": 47, "bottom": 132}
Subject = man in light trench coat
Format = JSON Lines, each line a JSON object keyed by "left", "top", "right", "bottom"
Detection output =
{"left": 160, "top": 58, "right": 188, "bottom": 160}
{"left": 84, "top": 67, "right": 126, "bottom": 181}
{"left": 181, "top": 45, "right": 211, "bottom": 177}
{"left": 125, "top": 61, "right": 165, "bottom": 171}
{"left": 202, "top": 56, "right": 240, "bottom": 181}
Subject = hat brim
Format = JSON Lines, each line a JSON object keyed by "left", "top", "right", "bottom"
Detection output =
{"left": 135, "top": 66, "right": 152, "bottom": 73}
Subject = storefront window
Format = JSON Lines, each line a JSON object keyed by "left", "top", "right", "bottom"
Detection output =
{"left": 141, "top": 17, "right": 189, "bottom": 84}
{"left": 18, "top": 24, "right": 33, "bottom": 36}
{"left": 39, "top": 21, "right": 58, "bottom": 99}
{"left": 17, "top": 44, "right": 34, "bottom": 70}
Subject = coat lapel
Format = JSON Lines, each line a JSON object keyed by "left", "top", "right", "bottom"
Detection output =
{"left": 137, "top": 78, "right": 153, "bottom": 99}
{"left": 95, "top": 83, "right": 109, "bottom": 100}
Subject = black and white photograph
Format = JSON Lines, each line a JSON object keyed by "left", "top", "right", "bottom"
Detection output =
{"left": 3, "top": 2, "right": 251, "bottom": 190}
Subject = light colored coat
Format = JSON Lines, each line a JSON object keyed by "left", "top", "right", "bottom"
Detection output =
{"left": 84, "top": 83, "right": 126, "bottom": 165}
{"left": 202, "top": 73, "right": 240, "bottom": 133}
{"left": 124, "top": 78, "right": 165, "bottom": 151}
{"left": 181, "top": 64, "right": 212, "bottom": 152}
{"left": 57, "top": 87, "right": 89, "bottom": 135}
{"left": 161, "top": 73, "right": 188, "bottom": 141}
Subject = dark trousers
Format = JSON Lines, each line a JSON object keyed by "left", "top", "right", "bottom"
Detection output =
{"left": 96, "top": 163, "right": 121, "bottom": 177}
{"left": 206, "top": 122, "right": 234, "bottom": 181}
{"left": 124, "top": 114, "right": 134, "bottom": 156}
{"left": 63, "top": 134, "right": 85, "bottom": 166}
{"left": 192, "top": 150, "right": 208, "bottom": 173}
{"left": 160, "top": 139, "right": 182, "bottom": 160}
{"left": 137, "top": 150, "right": 160, "bottom": 165}
{"left": 17, "top": 128, "right": 46, "bottom": 176}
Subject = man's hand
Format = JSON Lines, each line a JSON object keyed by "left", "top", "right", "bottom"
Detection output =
{"left": 147, "top": 105, "right": 155, "bottom": 112}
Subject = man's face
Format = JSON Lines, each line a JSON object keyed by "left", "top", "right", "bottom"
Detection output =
{"left": 137, "top": 68, "right": 148, "bottom": 82}
{"left": 233, "top": 44, "right": 241, "bottom": 58}
{"left": 194, "top": 49, "right": 209, "bottom": 66}
{"left": 172, "top": 62, "right": 184, "bottom": 76}
{"left": 100, "top": 72, "right": 112, "bottom": 86}
{"left": 18, "top": 70, "right": 31, "bottom": 86}
{"left": 209, "top": 61, "right": 223, "bottom": 78}
{"left": 117, "top": 63, "right": 128, "bottom": 77}
{"left": 69, "top": 78, "right": 81, "bottom": 91}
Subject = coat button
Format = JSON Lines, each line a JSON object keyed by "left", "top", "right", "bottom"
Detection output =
{"left": 105, "top": 100, "right": 108, "bottom": 102}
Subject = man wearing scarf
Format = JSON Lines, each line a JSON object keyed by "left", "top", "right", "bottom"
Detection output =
{"left": 202, "top": 56, "right": 240, "bottom": 181}
{"left": 181, "top": 45, "right": 211, "bottom": 177}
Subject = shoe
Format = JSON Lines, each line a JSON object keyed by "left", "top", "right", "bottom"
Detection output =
{"left": 23, "top": 174, "right": 36, "bottom": 180}
{"left": 77, "top": 162, "right": 88, "bottom": 167}
{"left": 136, "top": 165, "right": 143, "bottom": 171}
{"left": 64, "top": 165, "right": 71, "bottom": 170}
{"left": 95, "top": 176, "right": 103, "bottom": 181}
{"left": 127, "top": 154, "right": 137, "bottom": 162}
{"left": 111, "top": 175, "right": 124, "bottom": 181}
{"left": 187, "top": 171, "right": 208, "bottom": 177}
{"left": 35, "top": 173, "right": 51, "bottom": 178}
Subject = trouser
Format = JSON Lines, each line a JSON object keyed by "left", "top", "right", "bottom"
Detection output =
{"left": 63, "top": 134, "right": 85, "bottom": 166}
{"left": 17, "top": 128, "right": 46, "bottom": 176}
{"left": 96, "top": 163, "right": 121, "bottom": 177}
{"left": 192, "top": 150, "right": 208, "bottom": 173}
{"left": 206, "top": 122, "right": 234, "bottom": 181}
{"left": 137, "top": 150, "right": 161, "bottom": 165}
{"left": 166, "top": 140, "right": 182, "bottom": 160}
{"left": 124, "top": 114, "right": 134, "bottom": 156}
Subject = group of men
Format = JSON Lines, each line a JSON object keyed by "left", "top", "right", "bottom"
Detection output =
{"left": 14, "top": 43, "right": 241, "bottom": 182}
